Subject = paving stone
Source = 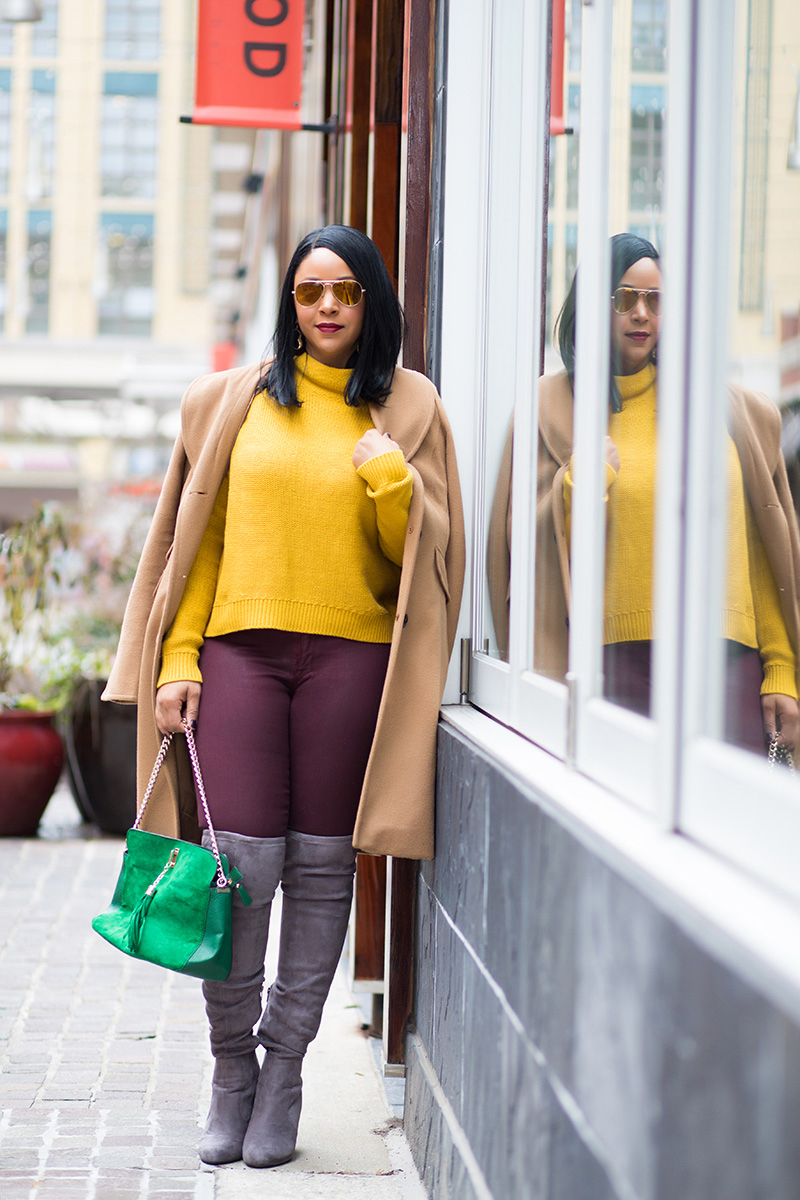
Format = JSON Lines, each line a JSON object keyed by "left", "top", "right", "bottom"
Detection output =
{"left": 0, "top": 819, "right": 424, "bottom": 1200}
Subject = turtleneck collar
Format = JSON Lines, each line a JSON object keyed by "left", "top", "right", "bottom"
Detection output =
{"left": 614, "top": 360, "right": 656, "bottom": 404}
{"left": 294, "top": 352, "right": 353, "bottom": 397}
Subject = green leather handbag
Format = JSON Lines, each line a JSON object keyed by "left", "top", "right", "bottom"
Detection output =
{"left": 92, "top": 724, "right": 251, "bottom": 980}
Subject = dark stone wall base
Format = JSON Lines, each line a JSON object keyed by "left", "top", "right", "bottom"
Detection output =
{"left": 404, "top": 722, "right": 800, "bottom": 1200}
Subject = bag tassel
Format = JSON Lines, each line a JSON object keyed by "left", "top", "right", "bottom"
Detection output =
{"left": 128, "top": 890, "right": 155, "bottom": 953}
{"left": 127, "top": 846, "right": 180, "bottom": 953}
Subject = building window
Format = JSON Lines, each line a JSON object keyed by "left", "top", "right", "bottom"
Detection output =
{"left": 0, "top": 70, "right": 11, "bottom": 196}
{"left": 631, "top": 0, "right": 668, "bottom": 72}
{"left": 101, "top": 72, "right": 158, "bottom": 198}
{"left": 565, "top": 84, "right": 580, "bottom": 210}
{"left": 629, "top": 83, "right": 665, "bottom": 214}
{"left": 0, "top": 209, "right": 7, "bottom": 330}
{"left": 26, "top": 210, "right": 51, "bottom": 334}
{"left": 97, "top": 212, "right": 154, "bottom": 336}
{"left": 31, "top": 0, "right": 58, "bottom": 58}
{"left": 738, "top": 0, "right": 772, "bottom": 312}
{"left": 28, "top": 71, "right": 56, "bottom": 202}
{"left": 567, "top": 0, "right": 582, "bottom": 72}
{"left": 105, "top": 0, "right": 161, "bottom": 61}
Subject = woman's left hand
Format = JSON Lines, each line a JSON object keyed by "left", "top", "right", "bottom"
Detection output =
{"left": 353, "top": 429, "right": 402, "bottom": 469}
{"left": 761, "top": 693, "right": 800, "bottom": 753}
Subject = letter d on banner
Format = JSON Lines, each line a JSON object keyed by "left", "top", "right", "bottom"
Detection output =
{"left": 191, "top": 0, "right": 304, "bottom": 129}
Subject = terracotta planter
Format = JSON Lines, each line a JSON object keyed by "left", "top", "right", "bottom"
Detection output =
{"left": 0, "top": 710, "right": 65, "bottom": 836}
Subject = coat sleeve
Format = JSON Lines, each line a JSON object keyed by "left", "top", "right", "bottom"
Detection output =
{"left": 487, "top": 417, "right": 513, "bottom": 660}
{"left": 441, "top": 396, "right": 466, "bottom": 655}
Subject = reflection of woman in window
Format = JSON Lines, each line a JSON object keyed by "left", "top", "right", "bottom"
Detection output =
{"left": 490, "top": 232, "right": 800, "bottom": 754}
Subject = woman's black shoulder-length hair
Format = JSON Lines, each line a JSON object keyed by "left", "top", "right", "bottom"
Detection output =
{"left": 553, "top": 231, "right": 660, "bottom": 412}
{"left": 255, "top": 224, "right": 405, "bottom": 408}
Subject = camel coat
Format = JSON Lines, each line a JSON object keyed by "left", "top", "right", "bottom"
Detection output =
{"left": 103, "top": 363, "right": 465, "bottom": 861}
{"left": 487, "top": 371, "right": 800, "bottom": 690}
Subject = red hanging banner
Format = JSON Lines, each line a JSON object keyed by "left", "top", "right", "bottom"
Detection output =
{"left": 192, "top": 0, "right": 304, "bottom": 130}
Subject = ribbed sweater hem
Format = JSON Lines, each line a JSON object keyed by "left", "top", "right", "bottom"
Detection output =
{"left": 158, "top": 652, "right": 203, "bottom": 687}
{"left": 603, "top": 611, "right": 652, "bottom": 644}
{"left": 761, "top": 664, "right": 798, "bottom": 699}
{"left": 205, "top": 598, "right": 395, "bottom": 644}
{"left": 604, "top": 609, "right": 763, "bottom": 649}
{"left": 721, "top": 609, "right": 757, "bottom": 649}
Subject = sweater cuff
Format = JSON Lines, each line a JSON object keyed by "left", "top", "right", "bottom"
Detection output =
{"left": 357, "top": 449, "right": 409, "bottom": 490}
{"left": 761, "top": 663, "right": 798, "bottom": 700}
{"left": 157, "top": 652, "right": 203, "bottom": 689}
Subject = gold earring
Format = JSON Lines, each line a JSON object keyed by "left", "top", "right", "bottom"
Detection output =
{"left": 295, "top": 325, "right": 304, "bottom": 352}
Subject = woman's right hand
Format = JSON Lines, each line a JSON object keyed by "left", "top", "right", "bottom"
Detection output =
{"left": 604, "top": 436, "right": 620, "bottom": 473}
{"left": 155, "top": 681, "right": 202, "bottom": 735}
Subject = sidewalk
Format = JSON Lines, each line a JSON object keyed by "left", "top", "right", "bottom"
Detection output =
{"left": 0, "top": 786, "right": 426, "bottom": 1200}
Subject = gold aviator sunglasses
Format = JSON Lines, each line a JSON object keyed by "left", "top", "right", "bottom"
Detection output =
{"left": 611, "top": 287, "right": 661, "bottom": 316}
{"left": 292, "top": 279, "right": 365, "bottom": 307}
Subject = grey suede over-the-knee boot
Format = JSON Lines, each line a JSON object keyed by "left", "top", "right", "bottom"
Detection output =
{"left": 198, "top": 831, "right": 286, "bottom": 1166}
{"left": 242, "top": 830, "right": 356, "bottom": 1169}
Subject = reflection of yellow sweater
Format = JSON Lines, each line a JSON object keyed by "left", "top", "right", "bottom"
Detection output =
{"left": 158, "top": 355, "right": 413, "bottom": 686}
{"left": 564, "top": 362, "right": 796, "bottom": 697}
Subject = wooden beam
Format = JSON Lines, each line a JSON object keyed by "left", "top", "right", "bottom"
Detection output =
{"left": 401, "top": 0, "right": 435, "bottom": 371}
{"left": 369, "top": 0, "right": 404, "bottom": 283}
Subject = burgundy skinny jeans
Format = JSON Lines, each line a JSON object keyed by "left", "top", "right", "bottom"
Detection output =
{"left": 194, "top": 629, "right": 391, "bottom": 838}
{"left": 603, "top": 639, "right": 767, "bottom": 753}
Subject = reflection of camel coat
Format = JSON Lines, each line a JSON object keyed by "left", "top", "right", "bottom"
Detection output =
{"left": 103, "top": 363, "right": 465, "bottom": 861}
{"left": 487, "top": 370, "right": 800, "bottom": 691}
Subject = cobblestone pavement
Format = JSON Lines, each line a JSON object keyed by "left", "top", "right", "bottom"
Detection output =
{"left": 0, "top": 788, "right": 424, "bottom": 1200}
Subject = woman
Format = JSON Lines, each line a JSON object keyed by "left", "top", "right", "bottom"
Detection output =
{"left": 103, "top": 224, "right": 464, "bottom": 1168}
{"left": 489, "top": 231, "right": 800, "bottom": 753}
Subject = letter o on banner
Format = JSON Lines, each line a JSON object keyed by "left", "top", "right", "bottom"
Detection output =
{"left": 192, "top": 0, "right": 304, "bottom": 129}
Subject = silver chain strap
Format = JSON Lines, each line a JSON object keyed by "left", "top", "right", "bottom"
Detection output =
{"left": 132, "top": 722, "right": 229, "bottom": 888}
{"left": 768, "top": 732, "right": 795, "bottom": 772}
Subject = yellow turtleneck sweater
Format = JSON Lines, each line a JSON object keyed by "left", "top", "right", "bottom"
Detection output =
{"left": 563, "top": 362, "right": 796, "bottom": 697}
{"left": 158, "top": 355, "right": 413, "bottom": 686}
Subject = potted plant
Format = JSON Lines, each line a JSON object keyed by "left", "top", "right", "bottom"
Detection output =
{"left": 0, "top": 497, "right": 152, "bottom": 836}
{"left": 56, "top": 494, "right": 151, "bottom": 835}
{"left": 0, "top": 505, "right": 71, "bottom": 835}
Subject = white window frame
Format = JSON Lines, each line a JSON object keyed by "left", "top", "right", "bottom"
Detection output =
{"left": 442, "top": 0, "right": 800, "bottom": 904}
{"left": 676, "top": 0, "right": 800, "bottom": 901}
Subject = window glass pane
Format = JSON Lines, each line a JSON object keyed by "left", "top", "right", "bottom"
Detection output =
{"left": 31, "top": 0, "right": 58, "bottom": 58}
{"left": 599, "top": 0, "right": 668, "bottom": 716}
{"left": 105, "top": 0, "right": 162, "bottom": 61}
{"left": 479, "top": 4, "right": 534, "bottom": 665}
{"left": 517, "top": 6, "right": 582, "bottom": 681}
{"left": 100, "top": 74, "right": 158, "bottom": 197}
{"left": 28, "top": 71, "right": 56, "bottom": 202}
{"left": 485, "top": 6, "right": 583, "bottom": 670}
{"left": 0, "top": 209, "right": 7, "bottom": 328}
{"left": 97, "top": 213, "right": 155, "bottom": 336}
{"left": 631, "top": 0, "right": 667, "bottom": 73}
{"left": 26, "top": 210, "right": 51, "bottom": 333}
{"left": 706, "top": 0, "right": 800, "bottom": 762}
{"left": 0, "top": 70, "right": 11, "bottom": 196}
